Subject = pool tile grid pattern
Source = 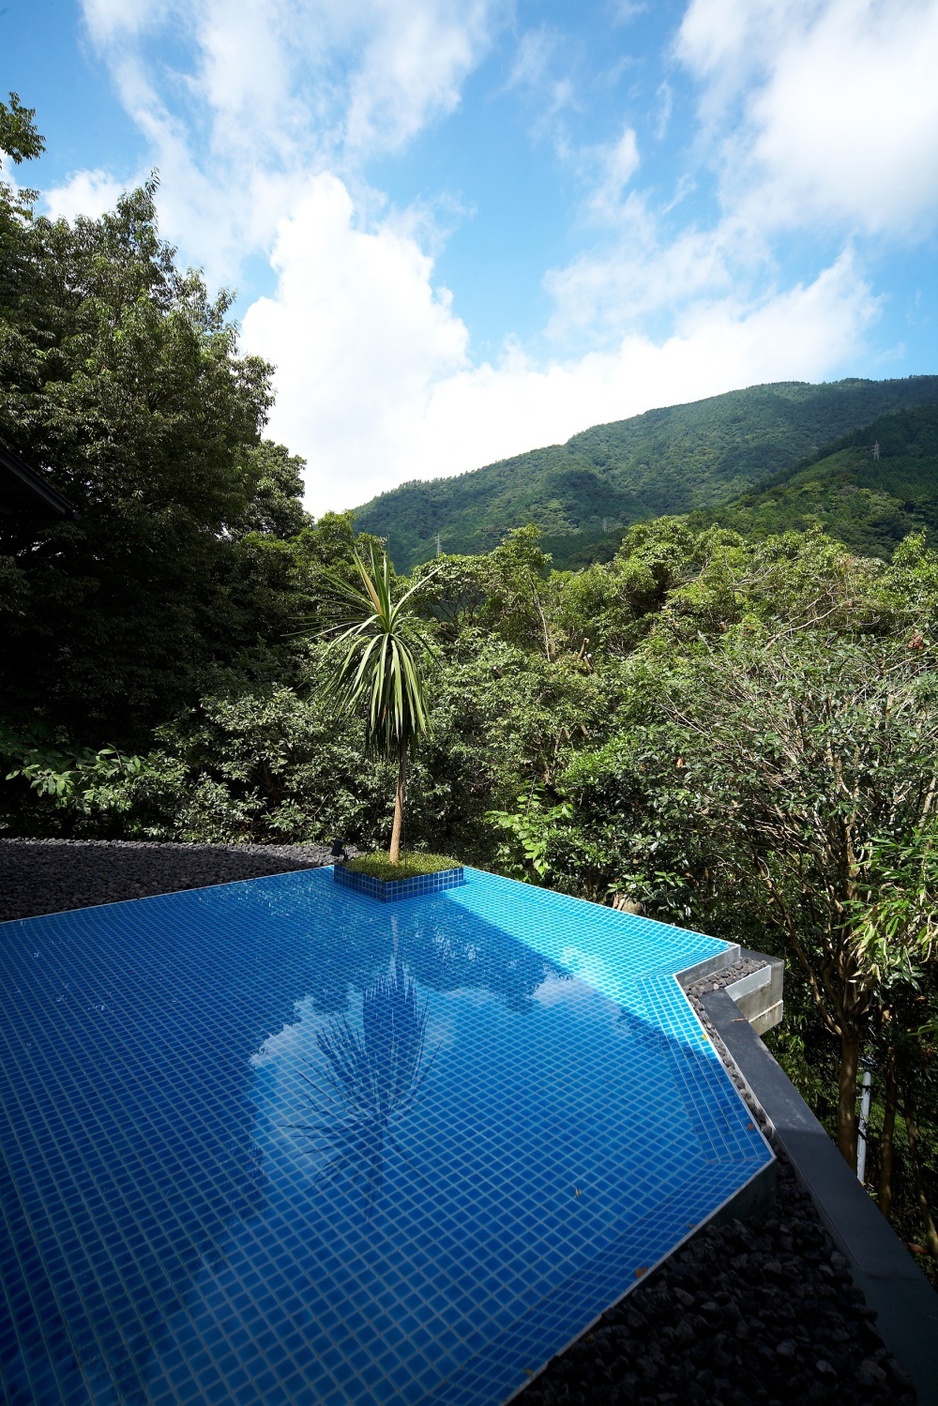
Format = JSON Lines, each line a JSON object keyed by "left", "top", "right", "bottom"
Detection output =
{"left": 0, "top": 866, "right": 772, "bottom": 1405}
{"left": 332, "top": 865, "right": 466, "bottom": 903}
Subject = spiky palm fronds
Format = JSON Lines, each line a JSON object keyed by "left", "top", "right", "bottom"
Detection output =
{"left": 320, "top": 547, "right": 437, "bottom": 759}
{"left": 319, "top": 547, "right": 439, "bottom": 860}
{"left": 289, "top": 961, "right": 437, "bottom": 1219}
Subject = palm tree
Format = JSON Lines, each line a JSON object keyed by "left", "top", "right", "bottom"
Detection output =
{"left": 289, "top": 958, "right": 437, "bottom": 1218}
{"left": 322, "top": 547, "right": 435, "bottom": 863}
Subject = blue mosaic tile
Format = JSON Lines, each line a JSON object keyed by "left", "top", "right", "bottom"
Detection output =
{"left": 0, "top": 866, "right": 771, "bottom": 1404}
{"left": 333, "top": 864, "right": 466, "bottom": 903}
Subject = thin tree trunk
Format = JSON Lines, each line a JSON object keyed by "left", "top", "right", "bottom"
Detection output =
{"left": 837, "top": 1026, "right": 861, "bottom": 1167}
{"left": 879, "top": 1044, "right": 898, "bottom": 1221}
{"left": 389, "top": 745, "right": 407, "bottom": 864}
{"left": 904, "top": 1088, "right": 938, "bottom": 1257}
{"left": 533, "top": 588, "right": 553, "bottom": 662}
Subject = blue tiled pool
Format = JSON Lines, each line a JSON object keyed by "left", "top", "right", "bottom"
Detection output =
{"left": 0, "top": 866, "right": 771, "bottom": 1404}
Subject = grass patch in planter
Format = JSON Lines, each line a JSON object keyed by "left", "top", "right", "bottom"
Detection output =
{"left": 346, "top": 852, "right": 461, "bottom": 882}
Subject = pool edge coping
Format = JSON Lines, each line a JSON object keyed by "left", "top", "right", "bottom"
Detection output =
{"left": 700, "top": 982, "right": 938, "bottom": 1404}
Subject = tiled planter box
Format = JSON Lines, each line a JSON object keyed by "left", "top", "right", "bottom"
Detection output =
{"left": 332, "top": 863, "right": 465, "bottom": 903}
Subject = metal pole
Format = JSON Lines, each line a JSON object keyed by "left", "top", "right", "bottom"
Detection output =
{"left": 857, "top": 1067, "right": 873, "bottom": 1183}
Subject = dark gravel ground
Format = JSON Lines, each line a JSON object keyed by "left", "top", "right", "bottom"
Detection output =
{"left": 0, "top": 838, "right": 331, "bottom": 922}
{"left": 0, "top": 841, "right": 921, "bottom": 1404}
{"left": 515, "top": 1164, "right": 915, "bottom": 1406}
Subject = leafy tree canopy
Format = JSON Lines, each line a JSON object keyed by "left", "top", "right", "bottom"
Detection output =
{"left": 0, "top": 147, "right": 317, "bottom": 743}
{"left": 0, "top": 93, "right": 44, "bottom": 167}
{"left": 692, "top": 403, "right": 938, "bottom": 556}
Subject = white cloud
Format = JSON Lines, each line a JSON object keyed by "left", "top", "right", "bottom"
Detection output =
{"left": 506, "top": 27, "right": 558, "bottom": 90}
{"left": 81, "top": 0, "right": 504, "bottom": 162}
{"left": 43, "top": 168, "right": 132, "bottom": 221}
{"left": 585, "top": 126, "right": 641, "bottom": 224}
{"left": 240, "top": 173, "right": 470, "bottom": 509}
{"left": 82, "top": 0, "right": 171, "bottom": 44}
{"left": 344, "top": 0, "right": 499, "bottom": 154}
{"left": 747, "top": 0, "right": 938, "bottom": 235}
{"left": 242, "top": 187, "right": 880, "bottom": 514}
{"left": 544, "top": 194, "right": 750, "bottom": 344}
{"left": 70, "top": 0, "right": 506, "bottom": 286}
{"left": 654, "top": 81, "right": 673, "bottom": 141}
{"left": 678, "top": 0, "right": 938, "bottom": 239}
{"left": 611, "top": 1, "right": 648, "bottom": 21}
{"left": 504, "top": 25, "right": 579, "bottom": 153}
{"left": 194, "top": 0, "right": 301, "bottom": 145}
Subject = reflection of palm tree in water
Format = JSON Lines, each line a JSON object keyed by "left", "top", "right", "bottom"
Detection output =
{"left": 290, "top": 959, "right": 437, "bottom": 1218}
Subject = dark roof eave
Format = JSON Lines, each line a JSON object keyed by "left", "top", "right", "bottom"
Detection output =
{"left": 0, "top": 442, "right": 80, "bottom": 520}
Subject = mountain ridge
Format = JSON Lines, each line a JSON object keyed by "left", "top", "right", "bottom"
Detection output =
{"left": 351, "top": 376, "right": 938, "bottom": 572}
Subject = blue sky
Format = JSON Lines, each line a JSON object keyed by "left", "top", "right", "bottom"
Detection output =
{"left": 4, "top": 0, "right": 938, "bottom": 512}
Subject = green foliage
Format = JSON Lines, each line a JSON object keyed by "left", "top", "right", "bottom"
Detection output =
{"left": 292, "top": 511, "right": 391, "bottom": 631}
{"left": 0, "top": 176, "right": 318, "bottom": 744}
{"left": 410, "top": 525, "right": 556, "bottom": 656}
{"left": 0, "top": 724, "right": 158, "bottom": 836}
{"left": 549, "top": 517, "right": 738, "bottom": 659}
{"left": 319, "top": 547, "right": 436, "bottom": 759}
{"left": 354, "top": 378, "right": 938, "bottom": 573}
{"left": 0, "top": 93, "right": 45, "bottom": 167}
{"left": 347, "top": 852, "right": 461, "bottom": 879}
{"left": 418, "top": 631, "right": 607, "bottom": 857}
{"left": 486, "top": 788, "right": 574, "bottom": 884}
{"left": 850, "top": 825, "right": 938, "bottom": 984}
{"left": 233, "top": 441, "right": 312, "bottom": 540}
{"left": 150, "top": 680, "right": 398, "bottom": 845}
{"left": 695, "top": 403, "right": 938, "bottom": 556}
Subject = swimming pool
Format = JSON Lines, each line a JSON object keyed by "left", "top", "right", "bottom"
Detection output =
{"left": 0, "top": 865, "right": 771, "bottom": 1404}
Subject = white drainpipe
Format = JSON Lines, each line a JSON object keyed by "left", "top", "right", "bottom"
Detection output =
{"left": 857, "top": 1067, "right": 873, "bottom": 1184}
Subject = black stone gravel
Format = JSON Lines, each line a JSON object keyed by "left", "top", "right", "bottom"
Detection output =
{"left": 517, "top": 1157, "right": 915, "bottom": 1406}
{"left": 698, "top": 954, "right": 773, "bottom": 987}
{"left": 0, "top": 842, "right": 920, "bottom": 1403}
{"left": 0, "top": 837, "right": 331, "bottom": 922}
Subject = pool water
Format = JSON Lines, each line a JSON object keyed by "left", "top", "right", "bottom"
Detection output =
{"left": 0, "top": 866, "right": 771, "bottom": 1404}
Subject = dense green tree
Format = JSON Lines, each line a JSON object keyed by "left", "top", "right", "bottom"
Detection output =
{"left": 0, "top": 93, "right": 44, "bottom": 319}
{"left": 233, "top": 441, "right": 312, "bottom": 540}
{"left": 657, "top": 630, "right": 938, "bottom": 1164}
{"left": 409, "top": 553, "right": 489, "bottom": 640}
{"left": 0, "top": 93, "right": 44, "bottom": 166}
{"left": 0, "top": 119, "right": 319, "bottom": 744}
{"left": 549, "top": 517, "right": 740, "bottom": 659}
{"left": 693, "top": 404, "right": 938, "bottom": 558}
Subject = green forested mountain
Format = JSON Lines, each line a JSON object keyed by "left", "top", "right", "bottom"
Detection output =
{"left": 692, "top": 403, "right": 938, "bottom": 557}
{"left": 353, "top": 377, "right": 938, "bottom": 571}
